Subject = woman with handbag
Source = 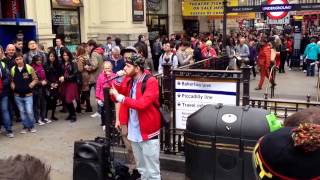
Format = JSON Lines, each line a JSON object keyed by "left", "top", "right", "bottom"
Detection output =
{"left": 31, "top": 55, "right": 50, "bottom": 125}
{"left": 75, "top": 44, "right": 92, "bottom": 113}
{"left": 59, "top": 49, "right": 79, "bottom": 122}
{"left": 44, "top": 51, "right": 62, "bottom": 121}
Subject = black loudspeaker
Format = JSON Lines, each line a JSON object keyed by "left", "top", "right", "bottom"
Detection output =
{"left": 73, "top": 137, "right": 108, "bottom": 180}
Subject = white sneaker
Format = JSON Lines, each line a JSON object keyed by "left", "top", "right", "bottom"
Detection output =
{"left": 90, "top": 112, "right": 101, "bottom": 118}
{"left": 6, "top": 132, "right": 14, "bottom": 138}
{"left": 20, "top": 129, "right": 27, "bottom": 134}
{"left": 29, "top": 128, "right": 37, "bottom": 133}
{"left": 44, "top": 118, "right": 52, "bottom": 124}
{"left": 38, "top": 120, "right": 45, "bottom": 126}
{"left": 303, "top": 70, "right": 307, "bottom": 73}
{"left": 289, "top": 68, "right": 292, "bottom": 71}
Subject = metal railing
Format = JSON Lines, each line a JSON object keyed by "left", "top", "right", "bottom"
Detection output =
{"left": 106, "top": 57, "right": 320, "bottom": 155}
{"left": 249, "top": 94, "right": 320, "bottom": 120}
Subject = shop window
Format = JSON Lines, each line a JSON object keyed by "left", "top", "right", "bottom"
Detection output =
{"left": 52, "top": 10, "right": 80, "bottom": 52}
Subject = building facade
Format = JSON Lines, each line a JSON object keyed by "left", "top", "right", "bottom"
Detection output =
{"left": 0, "top": 0, "right": 319, "bottom": 50}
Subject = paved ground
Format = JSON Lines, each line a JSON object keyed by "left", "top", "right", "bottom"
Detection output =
{"left": 0, "top": 111, "right": 185, "bottom": 180}
{"left": 0, "top": 66, "right": 316, "bottom": 180}
{"left": 249, "top": 66, "right": 318, "bottom": 101}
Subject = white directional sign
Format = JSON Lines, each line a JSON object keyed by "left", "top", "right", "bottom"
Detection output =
{"left": 175, "top": 77, "right": 237, "bottom": 129}
{"left": 267, "top": 13, "right": 290, "bottom": 24}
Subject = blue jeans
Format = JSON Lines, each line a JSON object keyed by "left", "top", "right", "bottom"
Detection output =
{"left": 0, "top": 96, "right": 12, "bottom": 133}
{"left": 306, "top": 59, "right": 316, "bottom": 76}
{"left": 15, "top": 96, "right": 35, "bottom": 129}
{"left": 131, "top": 139, "right": 161, "bottom": 180}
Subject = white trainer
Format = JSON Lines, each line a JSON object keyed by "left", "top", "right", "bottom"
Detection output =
{"left": 90, "top": 112, "right": 101, "bottom": 118}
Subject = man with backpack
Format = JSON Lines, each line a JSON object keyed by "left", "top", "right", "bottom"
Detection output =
{"left": 110, "top": 53, "right": 161, "bottom": 180}
{"left": 11, "top": 53, "right": 38, "bottom": 133}
{"left": 158, "top": 42, "right": 178, "bottom": 74}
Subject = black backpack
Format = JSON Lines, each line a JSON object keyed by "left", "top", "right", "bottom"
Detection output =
{"left": 128, "top": 74, "right": 170, "bottom": 128}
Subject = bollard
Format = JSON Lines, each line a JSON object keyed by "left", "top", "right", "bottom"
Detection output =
{"left": 306, "top": 94, "right": 311, "bottom": 108}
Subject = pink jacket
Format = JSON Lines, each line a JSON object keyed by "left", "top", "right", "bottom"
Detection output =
{"left": 201, "top": 47, "right": 217, "bottom": 59}
{"left": 96, "top": 72, "right": 116, "bottom": 101}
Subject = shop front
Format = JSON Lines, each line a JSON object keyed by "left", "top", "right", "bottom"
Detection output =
{"left": 51, "top": 0, "right": 82, "bottom": 52}
{"left": 296, "top": 11, "right": 320, "bottom": 36}
{"left": 147, "top": 0, "right": 169, "bottom": 40}
{"left": 181, "top": 0, "right": 256, "bottom": 35}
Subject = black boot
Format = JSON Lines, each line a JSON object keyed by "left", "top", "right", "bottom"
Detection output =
{"left": 65, "top": 115, "right": 72, "bottom": 120}
{"left": 85, "top": 106, "right": 93, "bottom": 112}
{"left": 70, "top": 116, "right": 77, "bottom": 123}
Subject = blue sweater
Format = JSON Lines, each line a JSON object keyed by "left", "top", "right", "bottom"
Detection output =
{"left": 304, "top": 43, "right": 320, "bottom": 61}
{"left": 108, "top": 58, "right": 125, "bottom": 73}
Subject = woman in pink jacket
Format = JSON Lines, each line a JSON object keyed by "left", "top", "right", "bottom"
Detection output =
{"left": 96, "top": 61, "right": 116, "bottom": 129}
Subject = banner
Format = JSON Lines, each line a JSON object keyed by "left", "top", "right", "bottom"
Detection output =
{"left": 182, "top": 0, "right": 238, "bottom": 16}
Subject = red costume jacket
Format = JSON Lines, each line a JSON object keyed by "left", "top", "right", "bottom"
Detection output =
{"left": 114, "top": 73, "right": 161, "bottom": 141}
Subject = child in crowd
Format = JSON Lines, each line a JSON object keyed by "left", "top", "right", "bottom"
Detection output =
{"left": 31, "top": 55, "right": 51, "bottom": 125}
{"left": 96, "top": 61, "right": 116, "bottom": 130}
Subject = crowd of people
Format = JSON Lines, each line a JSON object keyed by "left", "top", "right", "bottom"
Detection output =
{"left": 0, "top": 30, "right": 318, "bottom": 139}
{"left": 1, "top": 29, "right": 320, "bottom": 179}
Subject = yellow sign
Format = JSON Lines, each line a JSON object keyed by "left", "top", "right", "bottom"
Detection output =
{"left": 293, "top": 16, "right": 303, "bottom": 20}
{"left": 208, "top": 12, "right": 256, "bottom": 20}
{"left": 182, "top": 0, "right": 238, "bottom": 16}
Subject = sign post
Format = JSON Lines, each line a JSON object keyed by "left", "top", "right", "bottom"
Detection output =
{"left": 175, "top": 77, "right": 238, "bottom": 129}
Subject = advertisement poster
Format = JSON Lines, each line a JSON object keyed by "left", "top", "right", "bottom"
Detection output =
{"left": 175, "top": 77, "right": 238, "bottom": 129}
{"left": 133, "top": 0, "right": 144, "bottom": 21}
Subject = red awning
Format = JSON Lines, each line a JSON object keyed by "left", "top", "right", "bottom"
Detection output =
{"left": 296, "top": 11, "right": 320, "bottom": 15}
{"left": 56, "top": 0, "right": 83, "bottom": 7}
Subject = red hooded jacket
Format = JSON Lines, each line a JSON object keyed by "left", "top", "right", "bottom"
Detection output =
{"left": 114, "top": 72, "right": 161, "bottom": 141}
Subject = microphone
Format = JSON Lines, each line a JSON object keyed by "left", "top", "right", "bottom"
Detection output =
{"left": 103, "top": 72, "right": 126, "bottom": 84}
{"left": 105, "top": 75, "right": 122, "bottom": 83}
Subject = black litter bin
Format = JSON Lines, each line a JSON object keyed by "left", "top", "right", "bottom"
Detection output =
{"left": 185, "top": 104, "right": 271, "bottom": 180}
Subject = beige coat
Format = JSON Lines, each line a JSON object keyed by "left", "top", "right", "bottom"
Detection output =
{"left": 76, "top": 55, "right": 90, "bottom": 91}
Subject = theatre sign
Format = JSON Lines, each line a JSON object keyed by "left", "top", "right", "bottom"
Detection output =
{"left": 182, "top": 0, "right": 238, "bottom": 16}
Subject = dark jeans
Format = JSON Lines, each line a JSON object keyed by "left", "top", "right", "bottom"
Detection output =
{"left": 249, "top": 60, "right": 256, "bottom": 77}
{"left": 0, "top": 96, "right": 12, "bottom": 133}
{"left": 153, "top": 54, "right": 161, "bottom": 72}
{"left": 98, "top": 104, "right": 105, "bottom": 126}
{"left": 9, "top": 91, "right": 20, "bottom": 121}
{"left": 306, "top": 59, "right": 316, "bottom": 76}
{"left": 33, "top": 87, "right": 47, "bottom": 121}
{"left": 46, "top": 94, "right": 58, "bottom": 118}
{"left": 81, "top": 91, "right": 92, "bottom": 110}
{"left": 66, "top": 102, "right": 76, "bottom": 118}
{"left": 279, "top": 52, "right": 287, "bottom": 73}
